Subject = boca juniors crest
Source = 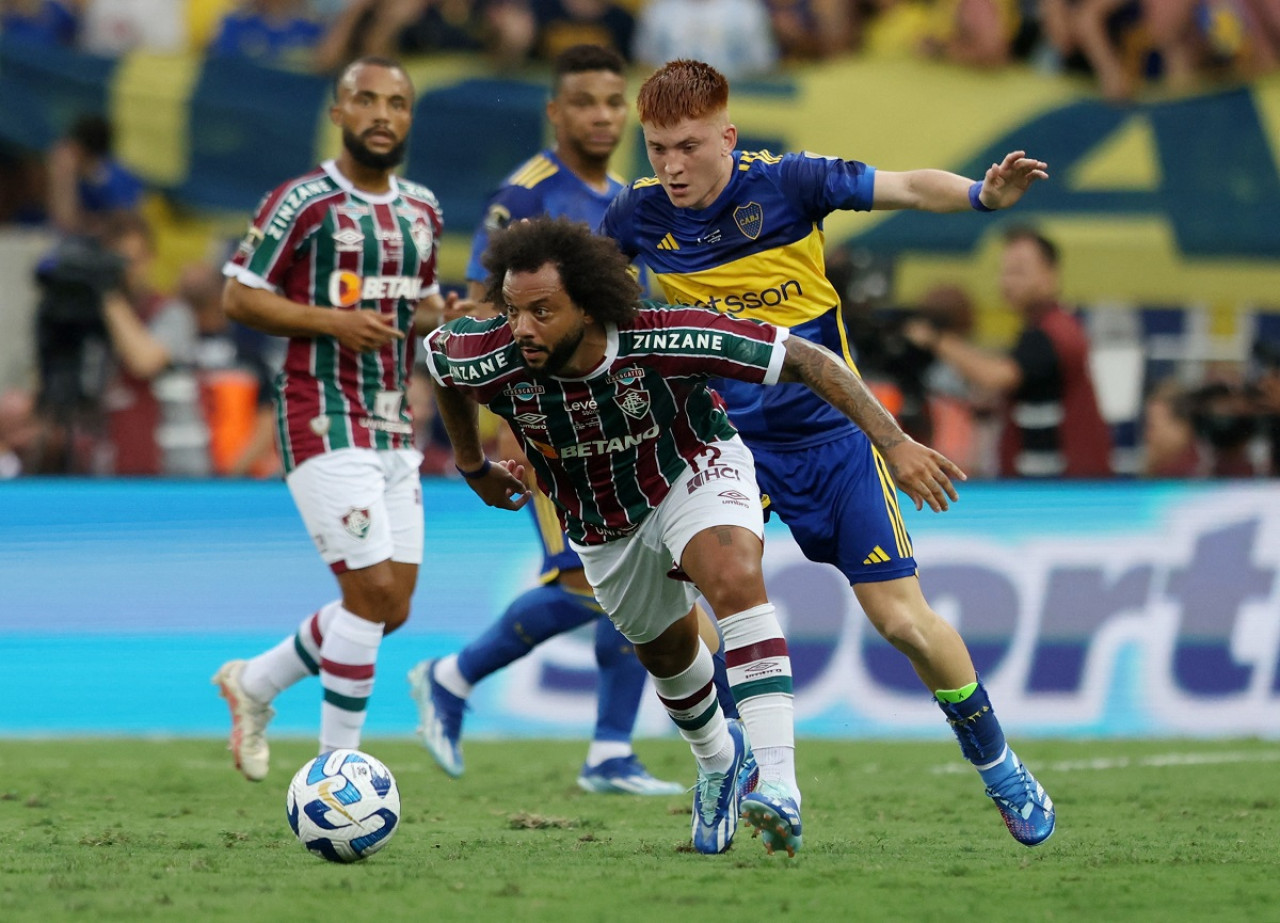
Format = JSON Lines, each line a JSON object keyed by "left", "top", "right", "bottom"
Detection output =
{"left": 733, "top": 202, "right": 764, "bottom": 240}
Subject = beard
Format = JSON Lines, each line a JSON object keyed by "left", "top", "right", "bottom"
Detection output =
{"left": 342, "top": 127, "right": 408, "bottom": 171}
{"left": 520, "top": 326, "right": 585, "bottom": 379}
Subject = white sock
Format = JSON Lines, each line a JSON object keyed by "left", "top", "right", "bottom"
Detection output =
{"left": 585, "top": 740, "right": 631, "bottom": 768}
{"left": 240, "top": 601, "right": 342, "bottom": 702}
{"left": 651, "top": 641, "right": 733, "bottom": 772}
{"left": 720, "top": 603, "right": 797, "bottom": 799}
{"left": 318, "top": 606, "right": 383, "bottom": 752}
{"left": 432, "top": 653, "right": 472, "bottom": 699}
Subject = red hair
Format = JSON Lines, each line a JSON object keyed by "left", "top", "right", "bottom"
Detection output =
{"left": 636, "top": 60, "right": 730, "bottom": 128}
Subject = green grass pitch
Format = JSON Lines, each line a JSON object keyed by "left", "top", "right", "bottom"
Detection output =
{"left": 2, "top": 737, "right": 1277, "bottom": 922}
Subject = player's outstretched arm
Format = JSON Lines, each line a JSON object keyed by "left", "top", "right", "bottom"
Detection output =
{"left": 778, "top": 336, "right": 966, "bottom": 512}
{"left": 430, "top": 380, "right": 530, "bottom": 511}
{"left": 872, "top": 150, "right": 1049, "bottom": 213}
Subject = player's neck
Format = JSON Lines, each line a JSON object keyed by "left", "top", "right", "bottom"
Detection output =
{"left": 334, "top": 154, "right": 394, "bottom": 195}
{"left": 559, "top": 326, "right": 609, "bottom": 378}
{"left": 556, "top": 146, "right": 611, "bottom": 193}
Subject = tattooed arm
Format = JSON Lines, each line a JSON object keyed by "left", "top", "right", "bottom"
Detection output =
{"left": 778, "top": 335, "right": 966, "bottom": 512}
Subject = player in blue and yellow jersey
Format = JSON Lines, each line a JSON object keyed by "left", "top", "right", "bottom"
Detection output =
{"left": 601, "top": 59, "right": 1056, "bottom": 846}
{"left": 409, "top": 45, "right": 736, "bottom": 797}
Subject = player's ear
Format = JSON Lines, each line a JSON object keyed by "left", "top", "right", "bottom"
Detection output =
{"left": 723, "top": 123, "right": 738, "bottom": 153}
{"left": 328, "top": 101, "right": 342, "bottom": 128}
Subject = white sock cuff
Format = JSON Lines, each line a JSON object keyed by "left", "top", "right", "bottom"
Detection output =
{"left": 718, "top": 603, "right": 781, "bottom": 646}
{"left": 656, "top": 639, "right": 714, "bottom": 688}
{"left": 328, "top": 606, "right": 386, "bottom": 646}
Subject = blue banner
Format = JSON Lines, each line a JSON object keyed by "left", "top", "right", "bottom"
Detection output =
{"left": 4, "top": 479, "right": 1278, "bottom": 739}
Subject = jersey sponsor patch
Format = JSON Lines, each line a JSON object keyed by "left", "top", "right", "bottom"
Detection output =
{"left": 328, "top": 270, "right": 424, "bottom": 307}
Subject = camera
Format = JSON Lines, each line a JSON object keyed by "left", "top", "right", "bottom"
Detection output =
{"left": 34, "top": 234, "right": 126, "bottom": 416}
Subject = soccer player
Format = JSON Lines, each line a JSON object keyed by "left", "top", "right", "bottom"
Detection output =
{"left": 599, "top": 59, "right": 1056, "bottom": 847}
{"left": 425, "top": 215, "right": 965, "bottom": 856}
{"left": 408, "top": 44, "right": 729, "bottom": 796}
{"left": 212, "top": 56, "right": 445, "bottom": 780}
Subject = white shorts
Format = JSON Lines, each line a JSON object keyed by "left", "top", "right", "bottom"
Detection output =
{"left": 286, "top": 447, "right": 424, "bottom": 574}
{"left": 571, "top": 436, "right": 764, "bottom": 644}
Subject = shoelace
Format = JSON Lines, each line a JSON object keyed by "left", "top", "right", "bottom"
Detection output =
{"left": 987, "top": 764, "right": 1038, "bottom": 808}
{"left": 695, "top": 770, "right": 731, "bottom": 824}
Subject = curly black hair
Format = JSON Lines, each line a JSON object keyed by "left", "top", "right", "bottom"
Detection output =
{"left": 481, "top": 216, "right": 640, "bottom": 326}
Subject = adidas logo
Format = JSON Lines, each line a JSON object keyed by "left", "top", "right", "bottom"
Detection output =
{"left": 656, "top": 233, "right": 680, "bottom": 251}
{"left": 863, "top": 545, "right": 891, "bottom": 565}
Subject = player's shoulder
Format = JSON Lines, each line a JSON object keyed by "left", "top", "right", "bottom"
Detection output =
{"left": 263, "top": 166, "right": 337, "bottom": 204}
{"left": 502, "top": 151, "right": 561, "bottom": 191}
{"left": 608, "top": 176, "right": 665, "bottom": 215}
{"left": 397, "top": 177, "right": 441, "bottom": 209}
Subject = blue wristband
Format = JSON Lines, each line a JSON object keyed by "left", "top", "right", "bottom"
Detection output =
{"left": 969, "top": 181, "right": 994, "bottom": 213}
{"left": 456, "top": 458, "right": 491, "bottom": 480}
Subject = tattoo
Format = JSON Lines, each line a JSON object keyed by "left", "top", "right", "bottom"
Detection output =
{"left": 714, "top": 526, "right": 735, "bottom": 547}
{"left": 780, "top": 337, "right": 906, "bottom": 450}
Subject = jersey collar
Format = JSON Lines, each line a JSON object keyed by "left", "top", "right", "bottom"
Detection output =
{"left": 321, "top": 159, "right": 401, "bottom": 204}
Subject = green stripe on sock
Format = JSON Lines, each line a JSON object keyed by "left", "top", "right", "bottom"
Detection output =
{"left": 934, "top": 681, "right": 979, "bottom": 704}
{"left": 294, "top": 633, "right": 319, "bottom": 675}
{"left": 731, "top": 676, "right": 793, "bottom": 700}
{"left": 671, "top": 700, "right": 719, "bottom": 732}
{"left": 322, "top": 688, "right": 368, "bottom": 712}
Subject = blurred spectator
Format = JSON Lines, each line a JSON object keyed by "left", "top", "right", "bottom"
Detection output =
{"left": 207, "top": 0, "right": 326, "bottom": 68}
{"left": 904, "top": 227, "right": 1113, "bottom": 478}
{"left": 315, "top": 0, "right": 502, "bottom": 72}
{"left": 0, "top": 388, "right": 39, "bottom": 477}
{"left": 46, "top": 113, "right": 143, "bottom": 237}
{"left": 0, "top": 0, "right": 79, "bottom": 46}
{"left": 527, "top": 0, "right": 634, "bottom": 61}
{"left": 916, "top": 284, "right": 1003, "bottom": 478}
{"left": 182, "top": 259, "right": 284, "bottom": 477}
{"left": 633, "top": 0, "right": 779, "bottom": 78}
{"left": 96, "top": 214, "right": 209, "bottom": 476}
{"left": 917, "top": 0, "right": 1022, "bottom": 67}
{"left": 764, "top": 0, "right": 858, "bottom": 60}
{"left": 79, "top": 0, "right": 186, "bottom": 55}
{"left": 1072, "top": 0, "right": 1279, "bottom": 100}
{"left": 1140, "top": 376, "right": 1205, "bottom": 476}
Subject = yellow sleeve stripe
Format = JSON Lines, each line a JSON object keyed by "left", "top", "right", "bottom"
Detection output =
{"left": 633, "top": 176, "right": 662, "bottom": 188}
{"left": 510, "top": 156, "right": 559, "bottom": 190}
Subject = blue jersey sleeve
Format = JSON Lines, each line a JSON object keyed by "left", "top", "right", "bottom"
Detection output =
{"left": 466, "top": 183, "right": 548, "bottom": 282}
{"left": 778, "top": 152, "right": 876, "bottom": 220}
{"left": 597, "top": 184, "right": 639, "bottom": 258}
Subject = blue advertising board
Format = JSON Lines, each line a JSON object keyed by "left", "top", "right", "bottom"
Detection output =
{"left": 3, "top": 479, "right": 1277, "bottom": 739}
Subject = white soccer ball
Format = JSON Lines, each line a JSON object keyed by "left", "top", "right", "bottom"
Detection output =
{"left": 286, "top": 749, "right": 401, "bottom": 863}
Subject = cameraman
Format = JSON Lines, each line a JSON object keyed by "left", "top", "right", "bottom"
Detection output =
{"left": 31, "top": 214, "right": 206, "bottom": 475}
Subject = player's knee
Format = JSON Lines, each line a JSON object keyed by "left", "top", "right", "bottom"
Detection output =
{"left": 344, "top": 571, "right": 409, "bottom": 626}
{"left": 697, "top": 561, "right": 766, "bottom": 616}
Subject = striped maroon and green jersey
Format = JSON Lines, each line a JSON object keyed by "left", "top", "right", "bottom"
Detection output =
{"left": 224, "top": 160, "right": 443, "bottom": 472}
{"left": 426, "top": 302, "right": 789, "bottom": 544}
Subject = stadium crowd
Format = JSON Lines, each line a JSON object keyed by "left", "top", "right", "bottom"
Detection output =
{"left": 0, "top": 3, "right": 1277, "bottom": 479}
{"left": 1, "top": 0, "right": 1276, "bottom": 89}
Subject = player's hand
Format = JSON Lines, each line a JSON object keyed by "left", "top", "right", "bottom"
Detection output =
{"left": 465, "top": 459, "right": 531, "bottom": 510}
{"left": 977, "top": 151, "right": 1049, "bottom": 210}
{"left": 331, "top": 310, "right": 405, "bottom": 353}
{"left": 442, "top": 291, "right": 500, "bottom": 323}
{"left": 881, "top": 438, "right": 967, "bottom": 512}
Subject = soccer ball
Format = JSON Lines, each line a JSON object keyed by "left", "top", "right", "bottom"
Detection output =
{"left": 286, "top": 749, "right": 401, "bottom": 863}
